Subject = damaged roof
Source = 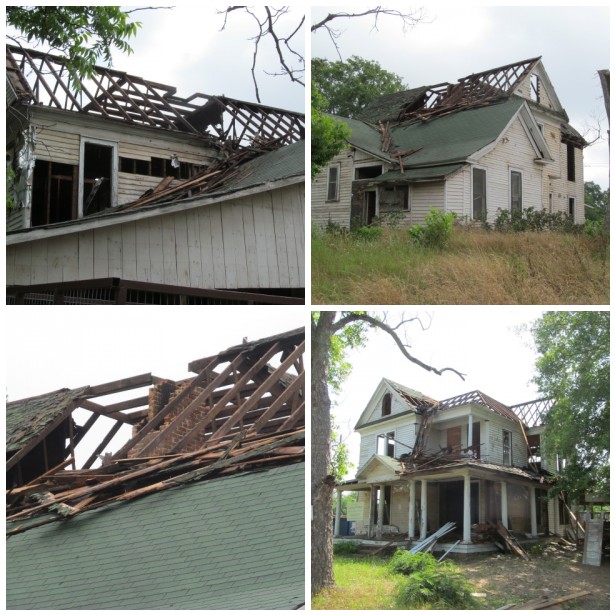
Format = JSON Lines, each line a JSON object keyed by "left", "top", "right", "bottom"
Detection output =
{"left": 7, "top": 462, "right": 305, "bottom": 610}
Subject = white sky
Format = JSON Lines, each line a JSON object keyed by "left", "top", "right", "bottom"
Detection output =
{"left": 312, "top": 4, "right": 611, "bottom": 189}
{"left": 328, "top": 307, "right": 566, "bottom": 474}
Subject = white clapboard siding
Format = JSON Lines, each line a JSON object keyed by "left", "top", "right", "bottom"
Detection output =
{"left": 311, "top": 148, "right": 354, "bottom": 228}
{"left": 7, "top": 183, "right": 305, "bottom": 290}
{"left": 410, "top": 181, "right": 446, "bottom": 224}
{"left": 35, "top": 127, "right": 80, "bottom": 164}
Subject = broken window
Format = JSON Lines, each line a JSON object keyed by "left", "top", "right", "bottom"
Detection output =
{"left": 379, "top": 185, "right": 408, "bottom": 211}
{"left": 566, "top": 142, "right": 575, "bottom": 181}
{"left": 31, "top": 161, "right": 78, "bottom": 226}
{"left": 568, "top": 197, "right": 575, "bottom": 221}
{"left": 326, "top": 164, "right": 340, "bottom": 201}
{"left": 472, "top": 167, "right": 487, "bottom": 220}
{"left": 503, "top": 430, "right": 512, "bottom": 466}
{"left": 354, "top": 164, "right": 382, "bottom": 180}
{"left": 377, "top": 432, "right": 395, "bottom": 457}
{"left": 510, "top": 170, "right": 523, "bottom": 213}
{"left": 81, "top": 140, "right": 116, "bottom": 216}
{"left": 382, "top": 393, "right": 392, "bottom": 416}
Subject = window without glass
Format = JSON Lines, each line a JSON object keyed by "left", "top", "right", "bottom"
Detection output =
{"left": 530, "top": 73, "right": 541, "bottom": 103}
{"left": 568, "top": 197, "right": 575, "bottom": 221}
{"left": 510, "top": 170, "right": 522, "bottom": 213}
{"left": 377, "top": 432, "right": 395, "bottom": 457}
{"left": 472, "top": 167, "right": 487, "bottom": 220}
{"left": 326, "top": 164, "right": 340, "bottom": 201}
{"left": 382, "top": 393, "right": 392, "bottom": 416}
{"left": 379, "top": 185, "right": 408, "bottom": 210}
{"left": 31, "top": 161, "right": 78, "bottom": 226}
{"left": 567, "top": 143, "right": 575, "bottom": 181}
{"left": 503, "top": 430, "right": 512, "bottom": 466}
{"left": 82, "top": 141, "right": 115, "bottom": 215}
{"left": 355, "top": 165, "right": 382, "bottom": 180}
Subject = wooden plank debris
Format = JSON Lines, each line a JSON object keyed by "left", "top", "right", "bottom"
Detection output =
{"left": 499, "top": 590, "right": 590, "bottom": 609}
{"left": 496, "top": 521, "right": 529, "bottom": 559}
{"left": 409, "top": 522, "right": 456, "bottom": 553}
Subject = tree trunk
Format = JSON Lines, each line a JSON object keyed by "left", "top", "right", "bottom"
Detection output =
{"left": 311, "top": 314, "right": 336, "bottom": 595}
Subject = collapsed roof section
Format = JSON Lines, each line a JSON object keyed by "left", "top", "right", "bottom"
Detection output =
{"left": 6, "top": 45, "right": 304, "bottom": 147}
{"left": 6, "top": 327, "right": 305, "bottom": 522}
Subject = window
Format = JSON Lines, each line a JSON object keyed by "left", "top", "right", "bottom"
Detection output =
{"left": 379, "top": 185, "right": 408, "bottom": 211}
{"left": 503, "top": 430, "right": 512, "bottom": 466}
{"left": 566, "top": 143, "right": 575, "bottom": 181}
{"left": 355, "top": 164, "right": 382, "bottom": 180}
{"left": 510, "top": 170, "right": 522, "bottom": 213}
{"left": 31, "top": 161, "right": 78, "bottom": 226}
{"left": 472, "top": 167, "right": 486, "bottom": 220}
{"left": 377, "top": 432, "right": 395, "bottom": 457}
{"left": 326, "top": 164, "right": 340, "bottom": 201}
{"left": 568, "top": 197, "right": 575, "bottom": 222}
{"left": 79, "top": 138, "right": 117, "bottom": 217}
{"left": 382, "top": 393, "right": 392, "bottom": 416}
{"left": 530, "top": 73, "right": 541, "bottom": 103}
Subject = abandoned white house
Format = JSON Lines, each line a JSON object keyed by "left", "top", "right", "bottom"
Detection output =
{"left": 312, "top": 57, "right": 586, "bottom": 230}
{"left": 6, "top": 45, "right": 305, "bottom": 304}
{"left": 335, "top": 378, "right": 572, "bottom": 554}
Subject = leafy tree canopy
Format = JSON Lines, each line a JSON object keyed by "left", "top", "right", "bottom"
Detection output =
{"left": 532, "top": 311, "right": 609, "bottom": 501}
{"left": 312, "top": 55, "right": 407, "bottom": 117}
{"left": 584, "top": 181, "right": 610, "bottom": 223}
{"left": 311, "top": 85, "right": 351, "bottom": 178}
{"left": 6, "top": 6, "right": 141, "bottom": 84}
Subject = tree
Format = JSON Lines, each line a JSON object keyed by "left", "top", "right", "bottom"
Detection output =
{"left": 311, "top": 85, "right": 351, "bottom": 178}
{"left": 584, "top": 181, "right": 610, "bottom": 224}
{"left": 312, "top": 56, "right": 407, "bottom": 118}
{"left": 6, "top": 6, "right": 142, "bottom": 85}
{"left": 311, "top": 311, "right": 464, "bottom": 596}
{"left": 531, "top": 311, "right": 609, "bottom": 502}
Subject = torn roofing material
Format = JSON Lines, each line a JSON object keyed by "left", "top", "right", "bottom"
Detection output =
{"left": 7, "top": 462, "right": 305, "bottom": 610}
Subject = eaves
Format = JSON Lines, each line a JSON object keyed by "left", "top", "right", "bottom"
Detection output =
{"left": 6, "top": 174, "right": 303, "bottom": 245}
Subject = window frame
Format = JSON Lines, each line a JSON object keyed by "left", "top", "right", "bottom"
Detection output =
{"left": 377, "top": 431, "right": 396, "bottom": 457}
{"left": 326, "top": 163, "right": 341, "bottom": 202}
{"left": 566, "top": 142, "right": 576, "bottom": 182}
{"left": 472, "top": 166, "right": 487, "bottom": 220}
{"left": 78, "top": 136, "right": 118, "bottom": 218}
{"left": 510, "top": 169, "right": 523, "bottom": 213}
{"left": 502, "top": 429, "right": 512, "bottom": 466}
{"left": 568, "top": 196, "right": 576, "bottom": 222}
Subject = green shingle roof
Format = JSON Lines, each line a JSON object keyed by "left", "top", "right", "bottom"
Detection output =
{"left": 7, "top": 462, "right": 305, "bottom": 610}
{"left": 340, "top": 97, "right": 525, "bottom": 171}
{"left": 6, "top": 387, "right": 89, "bottom": 453}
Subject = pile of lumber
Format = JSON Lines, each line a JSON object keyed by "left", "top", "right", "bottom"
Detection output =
{"left": 7, "top": 428, "right": 304, "bottom": 535}
{"left": 409, "top": 521, "right": 456, "bottom": 553}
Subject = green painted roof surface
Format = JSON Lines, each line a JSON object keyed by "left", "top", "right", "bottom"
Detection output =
{"left": 340, "top": 98, "right": 524, "bottom": 169}
{"left": 209, "top": 140, "right": 305, "bottom": 195}
{"left": 6, "top": 387, "right": 88, "bottom": 453}
{"left": 7, "top": 462, "right": 305, "bottom": 610}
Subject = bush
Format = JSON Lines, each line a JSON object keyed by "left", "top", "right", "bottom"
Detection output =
{"left": 408, "top": 208, "right": 456, "bottom": 249}
{"left": 389, "top": 550, "right": 439, "bottom": 575}
{"left": 333, "top": 541, "right": 360, "bottom": 555}
{"left": 355, "top": 225, "right": 384, "bottom": 241}
{"left": 493, "top": 207, "right": 578, "bottom": 233}
{"left": 371, "top": 210, "right": 406, "bottom": 229}
{"left": 323, "top": 219, "right": 349, "bottom": 237}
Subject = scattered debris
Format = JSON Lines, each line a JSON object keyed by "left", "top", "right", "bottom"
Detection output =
{"left": 409, "top": 522, "right": 456, "bottom": 554}
{"left": 499, "top": 590, "right": 591, "bottom": 609}
{"left": 496, "top": 521, "right": 529, "bottom": 560}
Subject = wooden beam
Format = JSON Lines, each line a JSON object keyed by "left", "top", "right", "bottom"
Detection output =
{"left": 82, "top": 421, "right": 124, "bottom": 469}
{"left": 278, "top": 400, "right": 305, "bottom": 432}
{"left": 174, "top": 340, "right": 305, "bottom": 450}
{"left": 85, "top": 373, "right": 153, "bottom": 397}
{"left": 78, "top": 399, "right": 135, "bottom": 424}
{"left": 101, "top": 395, "right": 149, "bottom": 413}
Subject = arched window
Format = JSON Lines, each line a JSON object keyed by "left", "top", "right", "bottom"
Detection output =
{"left": 382, "top": 392, "right": 391, "bottom": 416}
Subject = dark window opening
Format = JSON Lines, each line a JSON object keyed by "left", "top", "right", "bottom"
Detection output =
{"left": 31, "top": 160, "right": 77, "bottom": 226}
{"left": 151, "top": 157, "right": 165, "bottom": 177}
{"left": 568, "top": 197, "right": 575, "bottom": 221}
{"left": 355, "top": 165, "right": 382, "bottom": 180}
{"left": 83, "top": 142, "right": 113, "bottom": 215}
{"left": 364, "top": 190, "right": 377, "bottom": 224}
{"left": 567, "top": 142, "right": 575, "bottom": 181}
{"left": 472, "top": 167, "right": 486, "bottom": 220}
{"left": 377, "top": 432, "right": 395, "bottom": 457}
{"left": 327, "top": 165, "right": 340, "bottom": 201}
{"left": 120, "top": 156, "right": 202, "bottom": 179}
{"left": 382, "top": 393, "right": 392, "bottom": 416}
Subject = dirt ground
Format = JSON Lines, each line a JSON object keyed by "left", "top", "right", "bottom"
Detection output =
{"left": 458, "top": 541, "right": 610, "bottom": 609}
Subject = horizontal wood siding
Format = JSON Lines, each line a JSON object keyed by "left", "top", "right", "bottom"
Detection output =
{"left": 311, "top": 148, "right": 353, "bottom": 228}
{"left": 445, "top": 168, "right": 469, "bottom": 219}
{"left": 410, "top": 182, "right": 445, "bottom": 224}
{"left": 35, "top": 127, "right": 80, "bottom": 165}
{"left": 7, "top": 184, "right": 304, "bottom": 290}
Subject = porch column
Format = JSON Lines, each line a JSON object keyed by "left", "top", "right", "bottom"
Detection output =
{"left": 377, "top": 484, "right": 385, "bottom": 538}
{"left": 500, "top": 481, "right": 509, "bottom": 528}
{"left": 367, "top": 485, "right": 374, "bottom": 538}
{"left": 467, "top": 414, "right": 473, "bottom": 452}
{"left": 529, "top": 485, "right": 537, "bottom": 536}
{"left": 408, "top": 480, "right": 416, "bottom": 539}
{"left": 334, "top": 489, "right": 342, "bottom": 536}
{"left": 462, "top": 471, "right": 472, "bottom": 543}
{"left": 420, "top": 479, "right": 428, "bottom": 539}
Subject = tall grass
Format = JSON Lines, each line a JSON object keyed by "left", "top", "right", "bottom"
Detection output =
{"left": 311, "top": 227, "right": 609, "bottom": 304}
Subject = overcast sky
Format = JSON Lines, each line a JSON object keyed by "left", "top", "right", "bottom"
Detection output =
{"left": 312, "top": 5, "right": 610, "bottom": 189}
{"left": 328, "top": 307, "right": 583, "bottom": 475}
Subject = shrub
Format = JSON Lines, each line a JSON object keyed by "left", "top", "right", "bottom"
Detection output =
{"left": 355, "top": 225, "right": 384, "bottom": 241}
{"left": 389, "top": 550, "right": 438, "bottom": 575}
{"left": 371, "top": 210, "right": 405, "bottom": 229}
{"left": 494, "top": 207, "right": 579, "bottom": 233}
{"left": 323, "top": 219, "right": 349, "bottom": 237}
{"left": 333, "top": 541, "right": 360, "bottom": 555}
{"left": 583, "top": 219, "right": 606, "bottom": 237}
{"left": 408, "top": 208, "right": 456, "bottom": 249}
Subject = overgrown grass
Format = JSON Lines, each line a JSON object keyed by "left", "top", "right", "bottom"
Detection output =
{"left": 311, "top": 226, "right": 609, "bottom": 304}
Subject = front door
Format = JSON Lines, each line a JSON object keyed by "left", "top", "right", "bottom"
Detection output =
{"left": 364, "top": 190, "right": 377, "bottom": 225}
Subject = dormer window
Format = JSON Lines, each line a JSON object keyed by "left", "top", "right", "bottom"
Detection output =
{"left": 382, "top": 393, "right": 392, "bottom": 416}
